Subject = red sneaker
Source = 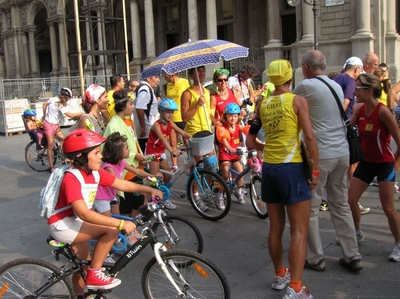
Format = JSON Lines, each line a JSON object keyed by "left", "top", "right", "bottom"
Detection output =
{"left": 86, "top": 268, "right": 121, "bottom": 290}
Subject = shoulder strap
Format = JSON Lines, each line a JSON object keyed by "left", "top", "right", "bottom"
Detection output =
{"left": 314, "top": 77, "right": 348, "bottom": 122}
{"left": 136, "top": 83, "right": 154, "bottom": 118}
{"left": 67, "top": 169, "right": 100, "bottom": 184}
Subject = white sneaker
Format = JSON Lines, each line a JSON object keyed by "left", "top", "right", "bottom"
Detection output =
{"left": 194, "top": 195, "right": 209, "bottom": 212}
{"left": 271, "top": 268, "right": 290, "bottom": 290}
{"left": 234, "top": 189, "right": 246, "bottom": 205}
{"left": 163, "top": 199, "right": 177, "bottom": 210}
{"left": 103, "top": 254, "right": 116, "bottom": 264}
{"left": 395, "top": 182, "right": 399, "bottom": 193}
{"left": 389, "top": 244, "right": 400, "bottom": 262}
{"left": 215, "top": 193, "right": 225, "bottom": 210}
{"left": 283, "top": 286, "right": 314, "bottom": 299}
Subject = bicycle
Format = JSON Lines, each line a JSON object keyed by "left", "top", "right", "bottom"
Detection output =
{"left": 148, "top": 142, "right": 232, "bottom": 221}
{"left": 89, "top": 196, "right": 204, "bottom": 255}
{"left": 223, "top": 148, "right": 268, "bottom": 219}
{"left": 0, "top": 199, "right": 230, "bottom": 298}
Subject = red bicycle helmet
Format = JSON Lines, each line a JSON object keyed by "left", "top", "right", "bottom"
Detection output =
{"left": 63, "top": 128, "right": 106, "bottom": 154}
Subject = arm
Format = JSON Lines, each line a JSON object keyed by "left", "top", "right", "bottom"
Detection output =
{"left": 210, "top": 95, "right": 221, "bottom": 127}
{"left": 136, "top": 109, "right": 146, "bottom": 137}
{"left": 124, "top": 164, "right": 159, "bottom": 179}
{"left": 152, "top": 122, "right": 182, "bottom": 157}
{"left": 42, "top": 102, "right": 48, "bottom": 121}
{"left": 294, "top": 95, "right": 319, "bottom": 189}
{"left": 77, "top": 114, "right": 90, "bottom": 130}
{"left": 350, "top": 103, "right": 362, "bottom": 127}
{"left": 112, "top": 177, "right": 163, "bottom": 198}
{"left": 245, "top": 103, "right": 264, "bottom": 152}
{"left": 64, "top": 111, "right": 84, "bottom": 120}
{"left": 343, "top": 98, "right": 351, "bottom": 110}
{"left": 388, "top": 81, "right": 400, "bottom": 109}
{"left": 171, "top": 122, "right": 191, "bottom": 139}
{"left": 379, "top": 106, "right": 400, "bottom": 160}
{"left": 181, "top": 90, "right": 205, "bottom": 122}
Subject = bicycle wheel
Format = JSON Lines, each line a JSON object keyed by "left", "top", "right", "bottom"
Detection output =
{"left": 186, "top": 169, "right": 231, "bottom": 221}
{"left": 141, "top": 250, "right": 230, "bottom": 299}
{"left": 24, "top": 141, "right": 56, "bottom": 172}
{"left": 152, "top": 215, "right": 204, "bottom": 254}
{"left": 250, "top": 174, "right": 268, "bottom": 219}
{"left": 0, "top": 258, "right": 74, "bottom": 298}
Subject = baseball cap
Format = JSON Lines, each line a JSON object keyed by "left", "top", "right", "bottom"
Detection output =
{"left": 343, "top": 56, "right": 363, "bottom": 69}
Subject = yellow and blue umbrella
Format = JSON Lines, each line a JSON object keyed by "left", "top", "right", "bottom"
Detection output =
{"left": 141, "top": 39, "right": 249, "bottom": 78}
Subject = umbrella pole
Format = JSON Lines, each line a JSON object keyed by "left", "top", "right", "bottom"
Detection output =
{"left": 195, "top": 68, "right": 211, "bottom": 131}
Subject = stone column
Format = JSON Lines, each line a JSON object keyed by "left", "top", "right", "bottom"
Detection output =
{"left": 264, "top": 1, "right": 283, "bottom": 82}
{"left": 3, "top": 37, "right": 10, "bottom": 78}
{"left": 384, "top": 0, "right": 400, "bottom": 81}
{"left": 95, "top": 8, "right": 113, "bottom": 79}
{"left": 350, "top": 0, "right": 373, "bottom": 57}
{"left": 300, "top": 2, "right": 314, "bottom": 44}
{"left": 354, "top": 0, "right": 372, "bottom": 36}
{"left": 13, "top": 30, "right": 21, "bottom": 78}
{"left": 129, "top": 0, "right": 142, "bottom": 76}
{"left": 58, "top": 19, "right": 68, "bottom": 75}
{"left": 28, "top": 26, "right": 39, "bottom": 77}
{"left": 84, "top": 13, "right": 93, "bottom": 76}
{"left": 21, "top": 32, "right": 30, "bottom": 76}
{"left": 48, "top": 22, "right": 59, "bottom": 76}
{"left": 143, "top": 0, "right": 156, "bottom": 64}
{"left": 187, "top": 0, "right": 198, "bottom": 41}
{"left": 206, "top": 0, "right": 217, "bottom": 39}
{"left": 386, "top": 0, "right": 396, "bottom": 36}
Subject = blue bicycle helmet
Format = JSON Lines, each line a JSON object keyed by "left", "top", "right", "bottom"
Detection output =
{"left": 158, "top": 98, "right": 178, "bottom": 111}
{"left": 223, "top": 103, "right": 240, "bottom": 115}
{"left": 23, "top": 108, "right": 37, "bottom": 116}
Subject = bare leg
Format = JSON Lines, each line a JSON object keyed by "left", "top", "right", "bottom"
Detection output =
{"left": 379, "top": 181, "right": 400, "bottom": 242}
{"left": 267, "top": 203, "right": 286, "bottom": 272}
{"left": 348, "top": 176, "right": 369, "bottom": 230}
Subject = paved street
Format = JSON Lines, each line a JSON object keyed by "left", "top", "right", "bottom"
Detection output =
{"left": 0, "top": 131, "right": 400, "bottom": 298}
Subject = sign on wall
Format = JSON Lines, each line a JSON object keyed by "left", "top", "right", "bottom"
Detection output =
{"left": 326, "top": 0, "right": 344, "bottom": 6}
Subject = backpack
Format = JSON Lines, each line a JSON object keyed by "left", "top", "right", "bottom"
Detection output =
{"left": 39, "top": 165, "right": 100, "bottom": 220}
{"left": 135, "top": 83, "right": 155, "bottom": 120}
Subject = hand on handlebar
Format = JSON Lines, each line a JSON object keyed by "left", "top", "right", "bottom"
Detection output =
{"left": 122, "top": 220, "right": 136, "bottom": 235}
{"left": 150, "top": 189, "right": 163, "bottom": 200}
{"left": 171, "top": 149, "right": 183, "bottom": 157}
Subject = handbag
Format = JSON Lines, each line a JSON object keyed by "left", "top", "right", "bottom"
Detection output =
{"left": 314, "top": 77, "right": 364, "bottom": 164}
{"left": 300, "top": 141, "right": 313, "bottom": 180}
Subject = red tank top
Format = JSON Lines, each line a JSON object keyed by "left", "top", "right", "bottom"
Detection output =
{"left": 214, "top": 89, "right": 238, "bottom": 120}
{"left": 146, "top": 119, "right": 172, "bottom": 154}
{"left": 358, "top": 103, "right": 394, "bottom": 162}
{"left": 218, "top": 123, "right": 241, "bottom": 161}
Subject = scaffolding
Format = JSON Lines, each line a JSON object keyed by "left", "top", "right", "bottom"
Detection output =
{"left": 65, "top": 0, "right": 130, "bottom": 95}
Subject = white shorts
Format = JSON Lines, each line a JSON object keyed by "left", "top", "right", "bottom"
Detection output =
{"left": 48, "top": 217, "right": 83, "bottom": 244}
{"left": 93, "top": 199, "right": 112, "bottom": 213}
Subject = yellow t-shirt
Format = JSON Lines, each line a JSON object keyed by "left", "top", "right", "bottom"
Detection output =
{"left": 184, "top": 88, "right": 212, "bottom": 136}
{"left": 260, "top": 93, "right": 302, "bottom": 164}
{"left": 166, "top": 78, "right": 190, "bottom": 123}
{"left": 106, "top": 90, "right": 116, "bottom": 120}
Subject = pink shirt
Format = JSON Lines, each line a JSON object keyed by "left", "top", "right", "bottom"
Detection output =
{"left": 96, "top": 161, "right": 127, "bottom": 200}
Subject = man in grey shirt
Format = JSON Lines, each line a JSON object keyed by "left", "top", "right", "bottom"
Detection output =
{"left": 293, "top": 50, "right": 362, "bottom": 271}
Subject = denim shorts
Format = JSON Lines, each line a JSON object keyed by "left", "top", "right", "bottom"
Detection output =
{"left": 261, "top": 162, "right": 311, "bottom": 205}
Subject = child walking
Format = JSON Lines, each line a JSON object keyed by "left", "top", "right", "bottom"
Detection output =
{"left": 216, "top": 103, "right": 249, "bottom": 208}
{"left": 145, "top": 98, "right": 192, "bottom": 209}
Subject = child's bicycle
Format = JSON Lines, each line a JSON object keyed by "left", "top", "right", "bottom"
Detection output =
{"left": 0, "top": 198, "right": 230, "bottom": 299}
{"left": 90, "top": 195, "right": 204, "bottom": 255}
{"left": 24, "top": 137, "right": 67, "bottom": 172}
{"left": 148, "top": 145, "right": 232, "bottom": 221}
{"left": 223, "top": 148, "right": 268, "bottom": 219}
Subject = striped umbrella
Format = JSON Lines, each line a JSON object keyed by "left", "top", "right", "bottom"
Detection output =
{"left": 141, "top": 39, "right": 249, "bottom": 78}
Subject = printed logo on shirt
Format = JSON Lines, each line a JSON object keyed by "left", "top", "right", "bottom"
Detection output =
{"left": 365, "top": 124, "right": 373, "bottom": 131}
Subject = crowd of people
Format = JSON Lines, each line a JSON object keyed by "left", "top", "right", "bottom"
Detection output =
{"left": 25, "top": 49, "right": 400, "bottom": 298}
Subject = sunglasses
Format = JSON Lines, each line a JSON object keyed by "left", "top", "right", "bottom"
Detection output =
{"left": 217, "top": 78, "right": 228, "bottom": 83}
{"left": 355, "top": 86, "right": 369, "bottom": 91}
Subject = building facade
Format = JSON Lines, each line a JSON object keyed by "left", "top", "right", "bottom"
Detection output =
{"left": 0, "top": 0, "right": 399, "bottom": 86}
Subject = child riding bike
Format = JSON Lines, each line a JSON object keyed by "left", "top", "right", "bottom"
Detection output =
{"left": 23, "top": 108, "right": 44, "bottom": 147}
{"left": 47, "top": 128, "right": 162, "bottom": 294}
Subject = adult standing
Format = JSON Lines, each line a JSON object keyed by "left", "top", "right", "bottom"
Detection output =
{"left": 348, "top": 73, "right": 400, "bottom": 262}
{"left": 181, "top": 66, "right": 214, "bottom": 212}
{"left": 134, "top": 76, "right": 160, "bottom": 153}
{"left": 42, "top": 87, "right": 84, "bottom": 172}
{"left": 210, "top": 68, "right": 242, "bottom": 124}
{"left": 78, "top": 84, "right": 108, "bottom": 136}
{"left": 293, "top": 50, "right": 363, "bottom": 272}
{"left": 247, "top": 59, "right": 319, "bottom": 299}
{"left": 102, "top": 74, "right": 125, "bottom": 123}
{"left": 332, "top": 57, "right": 370, "bottom": 215}
{"left": 362, "top": 52, "right": 379, "bottom": 75}
{"left": 164, "top": 73, "right": 190, "bottom": 170}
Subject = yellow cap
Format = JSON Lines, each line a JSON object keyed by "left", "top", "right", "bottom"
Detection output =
{"left": 266, "top": 59, "right": 292, "bottom": 86}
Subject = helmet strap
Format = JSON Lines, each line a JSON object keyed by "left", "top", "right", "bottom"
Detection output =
{"left": 160, "top": 116, "right": 168, "bottom": 125}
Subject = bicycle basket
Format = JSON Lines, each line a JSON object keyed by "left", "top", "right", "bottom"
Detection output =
{"left": 189, "top": 134, "right": 215, "bottom": 156}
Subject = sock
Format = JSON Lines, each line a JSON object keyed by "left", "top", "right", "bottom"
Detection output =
{"left": 356, "top": 230, "right": 362, "bottom": 236}
{"left": 194, "top": 192, "right": 199, "bottom": 197}
{"left": 289, "top": 280, "right": 302, "bottom": 293}
{"left": 275, "top": 266, "right": 286, "bottom": 277}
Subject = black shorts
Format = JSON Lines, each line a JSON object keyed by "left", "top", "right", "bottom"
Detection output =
{"left": 120, "top": 176, "right": 145, "bottom": 214}
{"left": 174, "top": 122, "right": 186, "bottom": 130}
{"left": 353, "top": 160, "right": 395, "bottom": 183}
